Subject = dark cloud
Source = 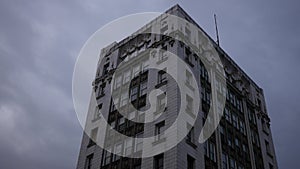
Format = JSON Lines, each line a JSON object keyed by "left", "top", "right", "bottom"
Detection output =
{"left": 0, "top": 0, "right": 299, "bottom": 169}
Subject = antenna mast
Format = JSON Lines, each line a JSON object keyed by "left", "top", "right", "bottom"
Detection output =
{"left": 214, "top": 14, "right": 220, "bottom": 46}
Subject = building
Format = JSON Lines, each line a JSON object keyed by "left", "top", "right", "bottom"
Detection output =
{"left": 76, "top": 4, "right": 278, "bottom": 169}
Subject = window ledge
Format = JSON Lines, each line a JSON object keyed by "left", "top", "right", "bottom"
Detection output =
{"left": 185, "top": 82, "right": 195, "bottom": 91}
{"left": 186, "top": 109, "right": 196, "bottom": 118}
{"left": 267, "top": 152, "right": 273, "bottom": 158}
{"left": 152, "top": 137, "right": 166, "bottom": 145}
{"left": 96, "top": 93, "right": 105, "bottom": 100}
{"left": 186, "top": 139, "right": 197, "bottom": 149}
{"left": 154, "top": 107, "right": 167, "bottom": 115}
{"left": 155, "top": 80, "right": 168, "bottom": 88}
{"left": 157, "top": 57, "right": 168, "bottom": 64}
{"left": 92, "top": 117, "right": 101, "bottom": 123}
{"left": 263, "top": 129, "right": 269, "bottom": 136}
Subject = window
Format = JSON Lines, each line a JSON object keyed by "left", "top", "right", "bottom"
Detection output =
{"left": 155, "top": 121, "right": 165, "bottom": 141}
{"left": 222, "top": 153, "right": 228, "bottom": 169}
{"left": 242, "top": 144, "right": 247, "bottom": 153}
{"left": 133, "top": 64, "right": 140, "bottom": 77}
{"left": 130, "top": 86, "right": 138, "bottom": 101}
{"left": 110, "top": 97, "right": 119, "bottom": 112}
{"left": 128, "top": 110, "right": 135, "bottom": 121}
{"left": 237, "top": 165, "right": 244, "bottom": 169}
{"left": 224, "top": 108, "right": 231, "bottom": 123}
{"left": 269, "top": 163, "right": 274, "bottom": 169}
{"left": 88, "top": 127, "right": 98, "bottom": 146}
{"left": 135, "top": 164, "right": 142, "bottom": 169}
{"left": 220, "top": 125, "right": 225, "bottom": 142}
{"left": 229, "top": 158, "right": 236, "bottom": 169}
{"left": 200, "top": 62, "right": 208, "bottom": 81}
{"left": 232, "top": 113, "right": 238, "bottom": 128}
{"left": 154, "top": 154, "right": 164, "bottom": 169}
{"left": 140, "top": 81, "right": 147, "bottom": 96}
{"left": 103, "top": 147, "right": 111, "bottom": 166}
{"left": 157, "top": 69, "right": 167, "bottom": 84}
{"left": 107, "top": 121, "right": 115, "bottom": 139}
{"left": 265, "top": 140, "right": 271, "bottom": 154}
{"left": 120, "top": 91, "right": 128, "bottom": 107}
{"left": 85, "top": 154, "right": 93, "bottom": 169}
{"left": 102, "top": 63, "right": 109, "bottom": 75}
{"left": 187, "top": 155, "right": 195, "bottom": 169}
{"left": 186, "top": 123, "right": 195, "bottom": 144}
{"left": 109, "top": 121, "right": 115, "bottom": 129}
{"left": 251, "top": 129, "right": 260, "bottom": 146}
{"left": 98, "top": 84, "right": 105, "bottom": 96}
{"left": 160, "top": 25, "right": 168, "bottom": 34}
{"left": 186, "top": 95, "right": 193, "bottom": 115}
{"left": 142, "top": 59, "right": 149, "bottom": 72}
{"left": 185, "top": 27, "right": 191, "bottom": 40}
{"left": 135, "top": 133, "right": 143, "bottom": 152}
{"left": 209, "top": 142, "right": 216, "bottom": 162}
{"left": 219, "top": 125, "right": 225, "bottom": 135}
{"left": 94, "top": 104, "right": 102, "bottom": 120}
{"left": 157, "top": 94, "right": 166, "bottom": 111}
{"left": 185, "top": 47, "right": 192, "bottom": 63}
{"left": 123, "top": 70, "right": 131, "bottom": 84}
{"left": 124, "top": 138, "right": 133, "bottom": 156}
{"left": 114, "top": 75, "right": 122, "bottom": 89}
{"left": 262, "top": 119, "right": 269, "bottom": 134}
{"left": 248, "top": 107, "right": 257, "bottom": 125}
{"left": 204, "top": 141, "right": 208, "bottom": 156}
{"left": 186, "top": 70, "right": 193, "bottom": 87}
{"left": 118, "top": 117, "right": 125, "bottom": 130}
{"left": 228, "top": 134, "right": 233, "bottom": 147}
{"left": 129, "top": 50, "right": 137, "bottom": 59}
{"left": 239, "top": 120, "right": 246, "bottom": 135}
{"left": 236, "top": 98, "right": 242, "bottom": 112}
{"left": 158, "top": 46, "right": 168, "bottom": 62}
{"left": 113, "top": 142, "right": 122, "bottom": 161}
{"left": 235, "top": 138, "right": 240, "bottom": 148}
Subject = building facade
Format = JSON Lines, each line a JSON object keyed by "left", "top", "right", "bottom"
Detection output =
{"left": 76, "top": 4, "right": 278, "bottom": 169}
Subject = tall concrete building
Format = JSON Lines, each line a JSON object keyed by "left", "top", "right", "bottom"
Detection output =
{"left": 76, "top": 4, "right": 278, "bottom": 169}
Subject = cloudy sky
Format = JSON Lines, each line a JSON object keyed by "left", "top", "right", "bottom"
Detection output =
{"left": 0, "top": 0, "right": 299, "bottom": 169}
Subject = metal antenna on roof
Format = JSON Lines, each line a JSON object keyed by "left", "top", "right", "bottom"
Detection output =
{"left": 214, "top": 14, "right": 220, "bottom": 46}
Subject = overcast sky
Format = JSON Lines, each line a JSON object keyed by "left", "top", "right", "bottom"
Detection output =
{"left": 0, "top": 0, "right": 299, "bottom": 169}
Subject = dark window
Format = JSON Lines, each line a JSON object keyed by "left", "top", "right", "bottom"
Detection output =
{"left": 102, "top": 63, "right": 109, "bottom": 75}
{"left": 154, "top": 154, "right": 164, "bottom": 169}
{"left": 130, "top": 86, "right": 138, "bottom": 101}
{"left": 103, "top": 148, "right": 111, "bottom": 166}
{"left": 110, "top": 98, "right": 119, "bottom": 112}
{"left": 94, "top": 104, "right": 102, "bottom": 120}
{"left": 248, "top": 107, "right": 257, "bottom": 125}
{"left": 186, "top": 95, "right": 193, "bottom": 114}
{"left": 222, "top": 153, "right": 228, "bottom": 169}
{"left": 155, "top": 121, "right": 165, "bottom": 141}
{"left": 157, "top": 94, "right": 166, "bottom": 111}
{"left": 134, "top": 164, "right": 142, "bottom": 169}
{"left": 265, "top": 140, "right": 271, "bottom": 154}
{"left": 209, "top": 142, "right": 216, "bottom": 162}
{"left": 232, "top": 113, "right": 238, "bottom": 128}
{"left": 140, "top": 81, "right": 147, "bottom": 96}
{"left": 98, "top": 85, "right": 105, "bottom": 97}
{"left": 229, "top": 158, "right": 236, "bottom": 169}
{"left": 158, "top": 70, "right": 167, "bottom": 84}
{"left": 118, "top": 117, "right": 125, "bottom": 131}
{"left": 269, "top": 163, "right": 274, "bottom": 169}
{"left": 88, "top": 128, "right": 98, "bottom": 147}
{"left": 186, "top": 125, "right": 195, "bottom": 144}
{"left": 187, "top": 155, "right": 195, "bottom": 169}
{"left": 85, "top": 154, "right": 93, "bottom": 169}
{"left": 204, "top": 141, "right": 208, "bottom": 156}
